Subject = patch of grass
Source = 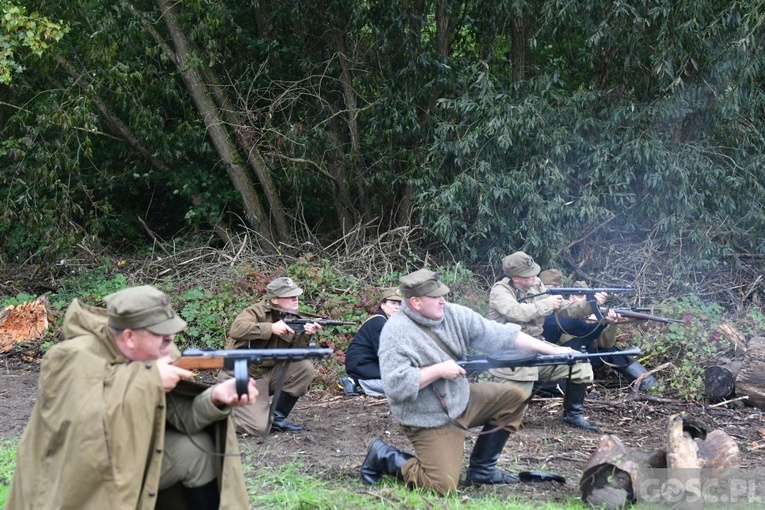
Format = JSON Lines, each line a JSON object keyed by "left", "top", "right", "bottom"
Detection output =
{"left": 0, "top": 438, "right": 19, "bottom": 507}
{"left": 243, "top": 459, "right": 586, "bottom": 509}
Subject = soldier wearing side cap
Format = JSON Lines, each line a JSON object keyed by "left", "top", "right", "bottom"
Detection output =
{"left": 341, "top": 287, "right": 403, "bottom": 396}
{"left": 7, "top": 285, "right": 255, "bottom": 510}
{"left": 222, "top": 276, "right": 322, "bottom": 435}
{"left": 486, "top": 252, "right": 609, "bottom": 430}
{"left": 360, "top": 269, "right": 579, "bottom": 495}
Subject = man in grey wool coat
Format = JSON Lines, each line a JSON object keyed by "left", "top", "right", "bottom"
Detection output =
{"left": 360, "top": 269, "right": 578, "bottom": 495}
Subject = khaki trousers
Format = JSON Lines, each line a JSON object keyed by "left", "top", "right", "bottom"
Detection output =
{"left": 159, "top": 428, "right": 217, "bottom": 490}
{"left": 400, "top": 382, "right": 527, "bottom": 495}
{"left": 219, "top": 359, "right": 314, "bottom": 436}
{"left": 490, "top": 362, "right": 594, "bottom": 397}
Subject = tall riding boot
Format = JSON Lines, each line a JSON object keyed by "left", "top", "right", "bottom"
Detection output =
{"left": 360, "top": 438, "right": 414, "bottom": 485}
{"left": 465, "top": 425, "right": 520, "bottom": 485}
{"left": 271, "top": 393, "right": 304, "bottom": 433}
{"left": 184, "top": 480, "right": 220, "bottom": 510}
{"left": 616, "top": 361, "right": 658, "bottom": 390}
{"left": 561, "top": 383, "right": 598, "bottom": 430}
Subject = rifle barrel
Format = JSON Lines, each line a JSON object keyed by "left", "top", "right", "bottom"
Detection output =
{"left": 609, "top": 308, "right": 684, "bottom": 324}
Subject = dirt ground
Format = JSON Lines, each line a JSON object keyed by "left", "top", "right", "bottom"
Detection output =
{"left": 2, "top": 354, "right": 764, "bottom": 505}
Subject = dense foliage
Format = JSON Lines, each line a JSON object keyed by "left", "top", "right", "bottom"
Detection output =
{"left": 2, "top": 1, "right": 764, "bottom": 298}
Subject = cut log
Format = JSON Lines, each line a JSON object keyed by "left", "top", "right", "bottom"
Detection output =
{"left": 703, "top": 360, "right": 742, "bottom": 402}
{"left": 580, "top": 434, "right": 666, "bottom": 510}
{"left": 0, "top": 295, "right": 50, "bottom": 353}
{"left": 736, "top": 336, "right": 765, "bottom": 410}
{"left": 581, "top": 415, "right": 740, "bottom": 509}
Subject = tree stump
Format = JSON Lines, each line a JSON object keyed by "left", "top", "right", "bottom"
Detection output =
{"left": 580, "top": 414, "right": 739, "bottom": 509}
{"left": 579, "top": 435, "right": 665, "bottom": 509}
{"left": 703, "top": 360, "right": 742, "bottom": 402}
{"left": 736, "top": 336, "right": 765, "bottom": 409}
{"left": 0, "top": 295, "right": 50, "bottom": 353}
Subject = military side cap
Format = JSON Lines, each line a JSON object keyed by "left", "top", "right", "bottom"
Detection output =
{"left": 266, "top": 277, "right": 303, "bottom": 298}
{"left": 399, "top": 269, "right": 450, "bottom": 298}
{"left": 379, "top": 287, "right": 402, "bottom": 302}
{"left": 539, "top": 269, "right": 564, "bottom": 287}
{"left": 104, "top": 285, "right": 187, "bottom": 335}
{"left": 573, "top": 280, "right": 589, "bottom": 289}
{"left": 502, "top": 251, "right": 541, "bottom": 278}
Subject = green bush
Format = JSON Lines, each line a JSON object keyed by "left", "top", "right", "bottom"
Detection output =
{"left": 619, "top": 295, "right": 731, "bottom": 400}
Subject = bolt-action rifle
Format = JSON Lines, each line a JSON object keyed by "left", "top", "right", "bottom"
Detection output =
{"left": 518, "top": 286, "right": 633, "bottom": 320}
{"left": 174, "top": 345, "right": 334, "bottom": 395}
{"left": 457, "top": 347, "right": 641, "bottom": 373}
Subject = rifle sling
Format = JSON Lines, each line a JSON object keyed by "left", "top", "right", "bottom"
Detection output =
{"left": 413, "top": 323, "right": 521, "bottom": 436}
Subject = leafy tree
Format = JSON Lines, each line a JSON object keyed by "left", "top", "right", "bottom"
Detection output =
{"left": 0, "top": 1, "right": 67, "bottom": 83}
{"left": 422, "top": 0, "right": 765, "bottom": 276}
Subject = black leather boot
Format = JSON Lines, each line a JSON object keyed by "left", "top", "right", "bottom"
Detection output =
{"left": 339, "top": 375, "right": 360, "bottom": 396}
{"left": 561, "top": 383, "right": 598, "bottom": 430}
{"left": 184, "top": 480, "right": 220, "bottom": 510}
{"left": 533, "top": 379, "right": 567, "bottom": 398}
{"left": 270, "top": 393, "right": 304, "bottom": 432}
{"left": 616, "top": 361, "right": 658, "bottom": 390}
{"left": 360, "top": 438, "right": 413, "bottom": 484}
{"left": 466, "top": 425, "right": 520, "bottom": 485}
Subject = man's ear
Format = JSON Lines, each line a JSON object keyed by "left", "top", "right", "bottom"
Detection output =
{"left": 409, "top": 297, "right": 421, "bottom": 311}
{"left": 121, "top": 329, "right": 137, "bottom": 350}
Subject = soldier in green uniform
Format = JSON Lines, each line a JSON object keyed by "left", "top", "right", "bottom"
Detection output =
{"left": 222, "top": 276, "right": 322, "bottom": 435}
{"left": 487, "top": 252, "right": 609, "bottom": 430}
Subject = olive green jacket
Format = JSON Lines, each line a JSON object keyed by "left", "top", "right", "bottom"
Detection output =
{"left": 487, "top": 278, "right": 592, "bottom": 338}
{"left": 226, "top": 300, "right": 311, "bottom": 376}
{"left": 487, "top": 278, "right": 594, "bottom": 381}
{"left": 7, "top": 299, "right": 249, "bottom": 510}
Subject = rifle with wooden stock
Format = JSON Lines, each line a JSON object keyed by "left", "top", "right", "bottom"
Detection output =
{"left": 174, "top": 345, "right": 334, "bottom": 395}
{"left": 457, "top": 347, "right": 642, "bottom": 374}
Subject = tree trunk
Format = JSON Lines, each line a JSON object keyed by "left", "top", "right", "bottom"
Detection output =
{"left": 510, "top": 16, "right": 530, "bottom": 82}
{"left": 331, "top": 29, "right": 367, "bottom": 221}
{"left": 155, "top": 0, "right": 275, "bottom": 246}
{"left": 736, "top": 335, "right": 765, "bottom": 409}
{"left": 199, "top": 66, "right": 291, "bottom": 239}
{"left": 326, "top": 117, "right": 359, "bottom": 230}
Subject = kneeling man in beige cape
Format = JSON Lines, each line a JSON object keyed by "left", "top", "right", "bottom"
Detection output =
{"left": 7, "top": 285, "right": 257, "bottom": 510}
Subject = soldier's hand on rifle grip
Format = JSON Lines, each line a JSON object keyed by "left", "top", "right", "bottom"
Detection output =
{"left": 212, "top": 377, "right": 259, "bottom": 407}
{"left": 439, "top": 359, "right": 467, "bottom": 380}
{"left": 593, "top": 292, "right": 608, "bottom": 305}
{"left": 157, "top": 356, "right": 194, "bottom": 392}
{"left": 604, "top": 308, "right": 622, "bottom": 323}
{"left": 272, "top": 319, "right": 295, "bottom": 338}
{"left": 547, "top": 295, "right": 564, "bottom": 310}
{"left": 302, "top": 321, "right": 322, "bottom": 335}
